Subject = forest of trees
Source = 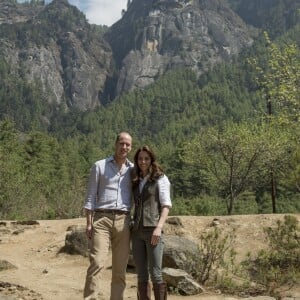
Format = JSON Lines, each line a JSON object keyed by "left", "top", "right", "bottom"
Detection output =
{"left": 0, "top": 11, "right": 299, "bottom": 219}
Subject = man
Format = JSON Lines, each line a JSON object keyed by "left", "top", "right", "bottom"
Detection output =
{"left": 83, "top": 132, "right": 133, "bottom": 300}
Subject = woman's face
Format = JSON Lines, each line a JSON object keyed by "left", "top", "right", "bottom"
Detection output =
{"left": 137, "top": 150, "right": 151, "bottom": 175}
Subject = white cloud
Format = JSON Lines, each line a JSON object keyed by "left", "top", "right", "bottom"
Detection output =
{"left": 17, "top": 0, "right": 127, "bottom": 26}
{"left": 70, "top": 0, "right": 127, "bottom": 26}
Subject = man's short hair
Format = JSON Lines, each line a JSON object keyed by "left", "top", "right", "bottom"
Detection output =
{"left": 115, "top": 132, "right": 131, "bottom": 143}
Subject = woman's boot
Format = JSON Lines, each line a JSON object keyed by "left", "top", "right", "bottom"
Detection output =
{"left": 153, "top": 282, "right": 167, "bottom": 300}
{"left": 137, "top": 282, "right": 151, "bottom": 300}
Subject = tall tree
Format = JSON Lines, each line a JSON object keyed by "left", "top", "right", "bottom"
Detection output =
{"left": 183, "top": 121, "right": 267, "bottom": 214}
{"left": 182, "top": 120, "right": 292, "bottom": 214}
{"left": 253, "top": 32, "right": 300, "bottom": 123}
{"left": 250, "top": 32, "right": 300, "bottom": 211}
{"left": 0, "top": 119, "right": 29, "bottom": 219}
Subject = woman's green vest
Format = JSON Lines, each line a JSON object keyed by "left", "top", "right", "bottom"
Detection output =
{"left": 132, "top": 178, "right": 161, "bottom": 231}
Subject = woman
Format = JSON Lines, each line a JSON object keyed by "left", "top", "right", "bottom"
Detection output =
{"left": 131, "top": 145, "right": 172, "bottom": 300}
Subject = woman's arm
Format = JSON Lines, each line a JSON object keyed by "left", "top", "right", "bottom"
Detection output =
{"left": 151, "top": 206, "right": 170, "bottom": 245}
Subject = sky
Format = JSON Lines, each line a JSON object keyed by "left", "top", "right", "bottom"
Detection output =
{"left": 17, "top": 0, "right": 127, "bottom": 26}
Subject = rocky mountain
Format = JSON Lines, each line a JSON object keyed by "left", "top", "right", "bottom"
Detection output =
{"left": 0, "top": 0, "right": 113, "bottom": 111}
{"left": 1, "top": 0, "right": 297, "bottom": 112}
{"left": 105, "top": 0, "right": 255, "bottom": 99}
{"left": 226, "top": 0, "right": 300, "bottom": 38}
{"left": 0, "top": 0, "right": 43, "bottom": 24}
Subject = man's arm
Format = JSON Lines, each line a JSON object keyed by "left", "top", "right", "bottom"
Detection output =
{"left": 85, "top": 209, "right": 93, "bottom": 239}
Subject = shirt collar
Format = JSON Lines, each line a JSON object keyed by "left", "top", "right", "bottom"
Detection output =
{"left": 140, "top": 174, "right": 150, "bottom": 182}
{"left": 108, "top": 155, "right": 132, "bottom": 167}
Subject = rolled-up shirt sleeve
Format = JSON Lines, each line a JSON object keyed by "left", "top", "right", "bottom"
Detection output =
{"left": 84, "top": 163, "right": 99, "bottom": 211}
{"left": 157, "top": 175, "right": 172, "bottom": 207}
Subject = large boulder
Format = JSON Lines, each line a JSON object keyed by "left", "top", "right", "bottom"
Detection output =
{"left": 62, "top": 225, "right": 90, "bottom": 257}
{"left": 62, "top": 225, "right": 200, "bottom": 274}
{"left": 163, "top": 235, "right": 199, "bottom": 272}
{"left": 162, "top": 267, "right": 204, "bottom": 295}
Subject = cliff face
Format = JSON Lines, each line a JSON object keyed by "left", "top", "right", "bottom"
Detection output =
{"left": 226, "top": 0, "right": 300, "bottom": 37}
{"left": 0, "top": 0, "right": 255, "bottom": 110}
{"left": 104, "top": 0, "right": 255, "bottom": 98}
{"left": 0, "top": 0, "right": 112, "bottom": 111}
{"left": 0, "top": 0, "right": 42, "bottom": 24}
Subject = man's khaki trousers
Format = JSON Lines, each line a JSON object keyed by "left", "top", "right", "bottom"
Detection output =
{"left": 83, "top": 212, "right": 131, "bottom": 300}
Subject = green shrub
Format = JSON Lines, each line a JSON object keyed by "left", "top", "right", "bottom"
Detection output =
{"left": 170, "top": 195, "right": 227, "bottom": 216}
{"left": 242, "top": 215, "right": 300, "bottom": 294}
{"left": 233, "top": 191, "right": 258, "bottom": 215}
{"left": 186, "top": 226, "right": 236, "bottom": 285}
{"left": 276, "top": 195, "right": 300, "bottom": 213}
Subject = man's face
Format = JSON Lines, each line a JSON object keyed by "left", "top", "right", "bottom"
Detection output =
{"left": 115, "top": 133, "right": 132, "bottom": 160}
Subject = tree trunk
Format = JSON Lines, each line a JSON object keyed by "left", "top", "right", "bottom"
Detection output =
{"left": 267, "top": 96, "right": 277, "bottom": 213}
{"left": 271, "top": 168, "right": 276, "bottom": 213}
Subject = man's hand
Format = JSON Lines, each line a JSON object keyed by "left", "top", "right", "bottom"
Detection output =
{"left": 86, "top": 224, "right": 93, "bottom": 239}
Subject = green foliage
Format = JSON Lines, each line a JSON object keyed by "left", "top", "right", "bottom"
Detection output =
{"left": 0, "top": 4, "right": 300, "bottom": 218}
{"left": 0, "top": 119, "right": 29, "bottom": 219}
{"left": 232, "top": 191, "right": 258, "bottom": 214}
{"left": 49, "top": 62, "right": 259, "bottom": 149}
{"left": 170, "top": 196, "right": 227, "bottom": 216}
{"left": 227, "top": 0, "right": 300, "bottom": 38}
{"left": 280, "top": 125, "right": 300, "bottom": 195}
{"left": 186, "top": 226, "right": 236, "bottom": 285}
{"left": 0, "top": 55, "right": 55, "bottom": 131}
{"left": 0, "top": 119, "right": 93, "bottom": 220}
{"left": 248, "top": 32, "right": 300, "bottom": 213}
{"left": 242, "top": 215, "right": 300, "bottom": 293}
{"left": 250, "top": 32, "right": 300, "bottom": 123}
{"left": 181, "top": 118, "right": 296, "bottom": 215}
{"left": 182, "top": 121, "right": 265, "bottom": 214}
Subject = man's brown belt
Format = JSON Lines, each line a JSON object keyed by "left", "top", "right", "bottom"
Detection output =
{"left": 95, "top": 209, "right": 129, "bottom": 215}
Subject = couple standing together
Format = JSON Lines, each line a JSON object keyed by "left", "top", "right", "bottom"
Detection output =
{"left": 83, "top": 132, "right": 172, "bottom": 300}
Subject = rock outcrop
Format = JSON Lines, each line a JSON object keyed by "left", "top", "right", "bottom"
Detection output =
{"left": 0, "top": 0, "right": 256, "bottom": 111}
{"left": 105, "top": 0, "right": 255, "bottom": 97}
{"left": 0, "top": 0, "right": 112, "bottom": 111}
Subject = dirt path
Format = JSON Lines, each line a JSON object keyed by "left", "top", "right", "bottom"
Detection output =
{"left": 0, "top": 218, "right": 206, "bottom": 300}
{"left": 0, "top": 215, "right": 299, "bottom": 300}
{"left": 0, "top": 219, "right": 87, "bottom": 299}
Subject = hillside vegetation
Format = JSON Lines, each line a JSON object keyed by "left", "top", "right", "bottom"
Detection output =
{"left": 0, "top": 1, "right": 300, "bottom": 219}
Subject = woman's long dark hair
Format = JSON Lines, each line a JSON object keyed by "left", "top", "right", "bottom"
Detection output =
{"left": 132, "top": 145, "right": 164, "bottom": 186}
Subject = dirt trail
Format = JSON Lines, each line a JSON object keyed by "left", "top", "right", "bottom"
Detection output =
{"left": 0, "top": 215, "right": 299, "bottom": 300}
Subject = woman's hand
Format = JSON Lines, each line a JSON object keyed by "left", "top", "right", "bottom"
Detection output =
{"left": 151, "top": 226, "right": 162, "bottom": 245}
